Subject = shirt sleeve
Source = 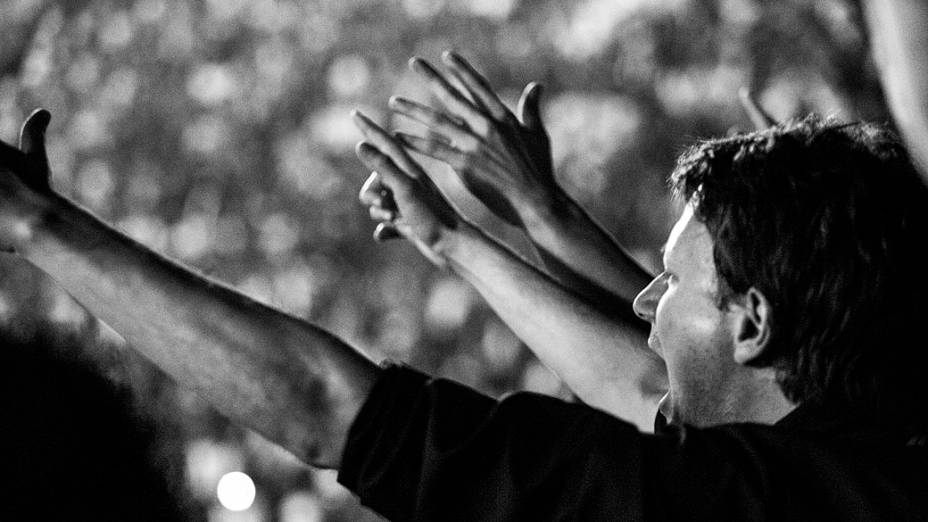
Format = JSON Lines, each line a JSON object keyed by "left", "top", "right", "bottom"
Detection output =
{"left": 337, "top": 363, "right": 648, "bottom": 521}
{"left": 337, "top": 364, "right": 928, "bottom": 521}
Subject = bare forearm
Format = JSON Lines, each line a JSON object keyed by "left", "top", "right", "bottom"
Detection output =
{"left": 18, "top": 194, "right": 378, "bottom": 467}
{"left": 865, "top": 0, "right": 928, "bottom": 174}
{"left": 518, "top": 188, "right": 654, "bottom": 306}
{"left": 389, "top": 53, "right": 653, "bottom": 301}
{"left": 442, "top": 222, "right": 666, "bottom": 429}
{"left": 352, "top": 104, "right": 667, "bottom": 426}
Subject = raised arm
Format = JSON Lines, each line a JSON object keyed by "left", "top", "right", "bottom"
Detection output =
{"left": 353, "top": 111, "right": 666, "bottom": 429}
{"left": 391, "top": 52, "right": 654, "bottom": 307}
{"left": 0, "top": 110, "right": 379, "bottom": 469}
{"left": 864, "top": 0, "right": 928, "bottom": 175}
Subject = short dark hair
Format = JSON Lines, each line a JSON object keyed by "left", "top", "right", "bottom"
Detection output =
{"left": 671, "top": 114, "right": 928, "bottom": 425}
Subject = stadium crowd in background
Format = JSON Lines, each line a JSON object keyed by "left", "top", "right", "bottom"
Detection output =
{"left": 0, "top": 0, "right": 927, "bottom": 519}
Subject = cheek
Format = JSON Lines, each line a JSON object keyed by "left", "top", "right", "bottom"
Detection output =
{"left": 655, "top": 290, "right": 727, "bottom": 364}
{"left": 655, "top": 288, "right": 715, "bottom": 333}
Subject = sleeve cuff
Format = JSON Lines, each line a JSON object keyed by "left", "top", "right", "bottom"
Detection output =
{"left": 336, "top": 360, "right": 429, "bottom": 492}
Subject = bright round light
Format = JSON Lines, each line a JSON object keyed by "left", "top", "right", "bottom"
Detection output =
{"left": 216, "top": 471, "right": 256, "bottom": 511}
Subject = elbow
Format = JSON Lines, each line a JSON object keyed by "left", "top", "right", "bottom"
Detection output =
{"left": 300, "top": 433, "right": 346, "bottom": 470}
{"left": 262, "top": 422, "right": 343, "bottom": 470}
{"left": 298, "top": 445, "right": 338, "bottom": 470}
{"left": 263, "top": 402, "right": 367, "bottom": 471}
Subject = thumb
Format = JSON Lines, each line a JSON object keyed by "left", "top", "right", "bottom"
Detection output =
{"left": 517, "top": 82, "right": 545, "bottom": 131}
{"left": 738, "top": 87, "right": 776, "bottom": 130}
{"left": 373, "top": 222, "right": 402, "bottom": 241}
{"left": 0, "top": 139, "right": 26, "bottom": 174}
{"left": 18, "top": 108, "right": 51, "bottom": 189}
{"left": 355, "top": 142, "right": 415, "bottom": 199}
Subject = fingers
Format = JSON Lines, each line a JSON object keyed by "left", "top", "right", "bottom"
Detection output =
{"left": 517, "top": 82, "right": 545, "bottom": 131}
{"left": 358, "top": 170, "right": 383, "bottom": 202}
{"left": 409, "top": 57, "right": 491, "bottom": 136}
{"left": 389, "top": 96, "right": 478, "bottom": 149}
{"left": 440, "top": 51, "right": 511, "bottom": 123}
{"left": 369, "top": 205, "right": 396, "bottom": 222}
{"left": 355, "top": 143, "right": 411, "bottom": 239}
{"left": 359, "top": 170, "right": 403, "bottom": 241}
{"left": 354, "top": 142, "right": 415, "bottom": 200}
{"left": 373, "top": 222, "right": 401, "bottom": 241}
{"left": 738, "top": 87, "right": 777, "bottom": 130}
{"left": 19, "top": 109, "right": 51, "bottom": 154}
{"left": 359, "top": 171, "right": 393, "bottom": 207}
{"left": 352, "top": 110, "right": 426, "bottom": 179}
{"left": 395, "top": 132, "right": 467, "bottom": 170}
{"left": 18, "top": 108, "right": 52, "bottom": 190}
{"left": 352, "top": 110, "right": 460, "bottom": 209}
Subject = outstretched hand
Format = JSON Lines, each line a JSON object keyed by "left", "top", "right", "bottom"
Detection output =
{"left": 390, "top": 51, "right": 555, "bottom": 227}
{"left": 1, "top": 109, "right": 52, "bottom": 188}
{"left": 353, "top": 110, "right": 462, "bottom": 267}
{"left": 0, "top": 109, "right": 53, "bottom": 252}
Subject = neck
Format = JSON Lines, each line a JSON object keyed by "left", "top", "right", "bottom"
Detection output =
{"left": 681, "top": 368, "right": 796, "bottom": 427}
{"left": 725, "top": 368, "right": 796, "bottom": 424}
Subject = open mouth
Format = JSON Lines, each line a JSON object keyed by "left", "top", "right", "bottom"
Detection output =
{"left": 657, "top": 391, "right": 672, "bottom": 422}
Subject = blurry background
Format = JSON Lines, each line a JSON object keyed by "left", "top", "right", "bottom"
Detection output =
{"left": 0, "top": 0, "right": 889, "bottom": 520}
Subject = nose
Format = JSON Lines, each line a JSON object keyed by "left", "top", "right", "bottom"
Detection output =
{"left": 633, "top": 275, "right": 663, "bottom": 322}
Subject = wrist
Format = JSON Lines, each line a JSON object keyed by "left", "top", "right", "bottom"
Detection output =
{"left": 15, "top": 192, "right": 83, "bottom": 258}
{"left": 2, "top": 186, "right": 59, "bottom": 254}
{"left": 429, "top": 219, "right": 472, "bottom": 262}
{"left": 515, "top": 185, "right": 577, "bottom": 232}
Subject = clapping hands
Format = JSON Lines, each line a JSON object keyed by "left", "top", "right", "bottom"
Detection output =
{"left": 390, "top": 51, "right": 556, "bottom": 228}
{"left": 353, "top": 110, "right": 462, "bottom": 267}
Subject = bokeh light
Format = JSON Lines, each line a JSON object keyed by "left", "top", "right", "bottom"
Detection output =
{"left": 217, "top": 471, "right": 256, "bottom": 512}
{"left": 0, "top": 1, "right": 887, "bottom": 519}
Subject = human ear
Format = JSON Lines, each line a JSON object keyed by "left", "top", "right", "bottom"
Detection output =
{"left": 731, "top": 287, "right": 772, "bottom": 365}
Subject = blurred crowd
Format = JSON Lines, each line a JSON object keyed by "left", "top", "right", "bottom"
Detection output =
{"left": 0, "top": 0, "right": 903, "bottom": 520}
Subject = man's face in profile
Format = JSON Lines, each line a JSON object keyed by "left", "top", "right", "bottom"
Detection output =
{"left": 633, "top": 205, "right": 746, "bottom": 427}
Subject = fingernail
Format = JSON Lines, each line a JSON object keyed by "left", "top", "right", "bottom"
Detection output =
{"left": 31, "top": 108, "right": 51, "bottom": 128}
{"left": 351, "top": 110, "right": 372, "bottom": 128}
{"left": 447, "top": 50, "right": 466, "bottom": 65}
{"left": 410, "top": 57, "right": 435, "bottom": 75}
{"left": 355, "top": 141, "right": 372, "bottom": 155}
{"left": 531, "top": 83, "right": 544, "bottom": 100}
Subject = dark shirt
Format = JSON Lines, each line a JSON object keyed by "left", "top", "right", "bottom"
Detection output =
{"left": 338, "top": 364, "right": 928, "bottom": 521}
